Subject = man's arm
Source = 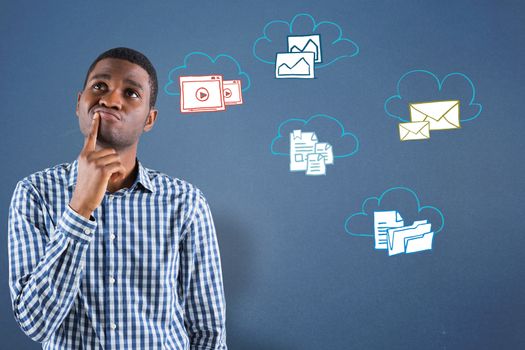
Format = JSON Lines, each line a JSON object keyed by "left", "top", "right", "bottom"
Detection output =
{"left": 8, "top": 180, "right": 96, "bottom": 342}
{"left": 8, "top": 113, "right": 124, "bottom": 343}
{"left": 179, "top": 193, "right": 227, "bottom": 350}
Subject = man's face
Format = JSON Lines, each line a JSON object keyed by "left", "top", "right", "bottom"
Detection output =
{"left": 76, "top": 58, "right": 157, "bottom": 150}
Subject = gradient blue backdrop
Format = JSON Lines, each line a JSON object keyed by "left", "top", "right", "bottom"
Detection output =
{"left": 1, "top": 1, "right": 524, "bottom": 349}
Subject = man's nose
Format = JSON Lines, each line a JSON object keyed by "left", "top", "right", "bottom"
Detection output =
{"left": 98, "top": 89, "right": 122, "bottom": 110}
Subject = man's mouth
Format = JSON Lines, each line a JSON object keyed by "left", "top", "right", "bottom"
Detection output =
{"left": 94, "top": 108, "right": 121, "bottom": 121}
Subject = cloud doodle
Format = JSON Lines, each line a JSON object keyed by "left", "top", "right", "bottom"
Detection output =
{"left": 344, "top": 186, "right": 444, "bottom": 237}
{"left": 253, "top": 13, "right": 359, "bottom": 68}
{"left": 271, "top": 114, "right": 359, "bottom": 158}
{"left": 164, "top": 52, "right": 251, "bottom": 96}
{"left": 384, "top": 70, "right": 482, "bottom": 123}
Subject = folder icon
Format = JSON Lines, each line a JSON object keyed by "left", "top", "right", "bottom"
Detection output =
{"left": 398, "top": 121, "right": 430, "bottom": 141}
{"left": 288, "top": 34, "right": 322, "bottom": 63}
{"left": 387, "top": 220, "right": 433, "bottom": 256}
{"left": 275, "top": 52, "right": 315, "bottom": 79}
{"left": 409, "top": 100, "right": 461, "bottom": 130}
{"left": 405, "top": 231, "right": 434, "bottom": 254}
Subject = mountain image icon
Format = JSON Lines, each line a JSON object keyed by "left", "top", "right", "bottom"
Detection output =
{"left": 195, "top": 87, "right": 209, "bottom": 102}
{"left": 290, "top": 39, "right": 319, "bottom": 61}
{"left": 287, "top": 34, "right": 322, "bottom": 63}
{"left": 278, "top": 58, "right": 311, "bottom": 76}
{"left": 275, "top": 52, "right": 315, "bottom": 79}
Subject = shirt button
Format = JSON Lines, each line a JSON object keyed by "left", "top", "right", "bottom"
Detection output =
{"left": 109, "top": 276, "right": 116, "bottom": 284}
{"left": 110, "top": 234, "right": 116, "bottom": 241}
{"left": 83, "top": 228, "right": 91, "bottom": 235}
{"left": 110, "top": 323, "right": 117, "bottom": 330}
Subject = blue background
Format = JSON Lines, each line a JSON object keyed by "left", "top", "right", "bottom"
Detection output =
{"left": 1, "top": 1, "right": 524, "bottom": 349}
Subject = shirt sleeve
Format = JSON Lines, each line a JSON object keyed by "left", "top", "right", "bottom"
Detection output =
{"left": 7, "top": 180, "right": 96, "bottom": 343}
{"left": 179, "top": 192, "right": 227, "bottom": 350}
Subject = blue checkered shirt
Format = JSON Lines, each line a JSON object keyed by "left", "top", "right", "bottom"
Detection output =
{"left": 8, "top": 160, "right": 227, "bottom": 349}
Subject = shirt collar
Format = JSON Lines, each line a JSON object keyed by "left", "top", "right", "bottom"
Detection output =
{"left": 135, "top": 159, "right": 155, "bottom": 192}
{"left": 67, "top": 158, "right": 155, "bottom": 193}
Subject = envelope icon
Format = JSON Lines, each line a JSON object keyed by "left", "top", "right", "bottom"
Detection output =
{"left": 399, "top": 121, "right": 430, "bottom": 141}
{"left": 409, "top": 100, "right": 461, "bottom": 130}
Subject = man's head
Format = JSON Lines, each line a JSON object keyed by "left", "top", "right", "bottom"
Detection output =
{"left": 83, "top": 47, "right": 158, "bottom": 108}
{"left": 76, "top": 47, "right": 158, "bottom": 151}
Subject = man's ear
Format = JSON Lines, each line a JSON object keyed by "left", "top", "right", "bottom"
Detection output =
{"left": 143, "top": 108, "right": 158, "bottom": 132}
{"left": 75, "top": 92, "right": 82, "bottom": 117}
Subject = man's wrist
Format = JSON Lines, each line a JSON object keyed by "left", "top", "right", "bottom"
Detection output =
{"left": 69, "top": 201, "right": 94, "bottom": 219}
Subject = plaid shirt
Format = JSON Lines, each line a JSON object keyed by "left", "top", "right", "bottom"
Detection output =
{"left": 8, "top": 160, "right": 227, "bottom": 349}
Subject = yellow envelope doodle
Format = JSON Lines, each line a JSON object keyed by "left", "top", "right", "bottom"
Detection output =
{"left": 409, "top": 100, "right": 461, "bottom": 130}
{"left": 399, "top": 121, "right": 430, "bottom": 141}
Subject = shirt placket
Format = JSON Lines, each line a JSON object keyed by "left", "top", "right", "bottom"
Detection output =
{"left": 104, "top": 193, "right": 120, "bottom": 349}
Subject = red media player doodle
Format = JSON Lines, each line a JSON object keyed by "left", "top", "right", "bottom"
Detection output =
{"left": 195, "top": 87, "right": 210, "bottom": 102}
{"left": 179, "top": 75, "right": 243, "bottom": 113}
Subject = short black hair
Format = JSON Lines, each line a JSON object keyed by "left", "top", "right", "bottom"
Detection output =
{"left": 83, "top": 47, "right": 158, "bottom": 108}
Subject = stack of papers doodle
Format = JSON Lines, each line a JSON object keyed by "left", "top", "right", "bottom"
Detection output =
{"left": 290, "top": 130, "right": 333, "bottom": 176}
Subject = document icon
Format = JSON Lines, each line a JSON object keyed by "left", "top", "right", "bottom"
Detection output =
{"left": 387, "top": 220, "right": 433, "bottom": 256}
{"left": 275, "top": 52, "right": 315, "bottom": 79}
{"left": 288, "top": 34, "right": 322, "bottom": 63}
{"left": 399, "top": 121, "right": 430, "bottom": 141}
{"left": 306, "top": 153, "right": 326, "bottom": 176}
{"left": 223, "top": 80, "right": 243, "bottom": 106}
{"left": 179, "top": 75, "right": 225, "bottom": 113}
{"left": 409, "top": 100, "right": 461, "bottom": 130}
{"left": 374, "top": 211, "right": 404, "bottom": 250}
{"left": 290, "top": 130, "right": 318, "bottom": 172}
{"left": 315, "top": 143, "right": 333, "bottom": 164}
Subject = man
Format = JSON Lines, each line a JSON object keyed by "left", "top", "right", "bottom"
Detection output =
{"left": 8, "top": 47, "right": 227, "bottom": 349}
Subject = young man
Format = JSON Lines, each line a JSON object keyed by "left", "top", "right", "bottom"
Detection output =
{"left": 8, "top": 47, "right": 227, "bottom": 349}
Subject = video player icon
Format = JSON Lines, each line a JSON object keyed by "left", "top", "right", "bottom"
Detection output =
{"left": 196, "top": 87, "right": 209, "bottom": 102}
{"left": 179, "top": 75, "right": 240, "bottom": 113}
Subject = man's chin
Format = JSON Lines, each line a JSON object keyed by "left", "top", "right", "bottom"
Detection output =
{"left": 96, "top": 135, "right": 132, "bottom": 151}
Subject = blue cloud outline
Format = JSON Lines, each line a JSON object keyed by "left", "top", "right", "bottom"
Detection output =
{"left": 384, "top": 69, "right": 482, "bottom": 123}
{"left": 164, "top": 52, "right": 251, "bottom": 96}
{"left": 252, "top": 13, "right": 360, "bottom": 68}
{"left": 344, "top": 186, "right": 445, "bottom": 237}
{"left": 270, "top": 114, "right": 359, "bottom": 158}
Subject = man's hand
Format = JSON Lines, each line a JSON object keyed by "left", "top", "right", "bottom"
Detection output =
{"left": 69, "top": 113, "right": 125, "bottom": 219}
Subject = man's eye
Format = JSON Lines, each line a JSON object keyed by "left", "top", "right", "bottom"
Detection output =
{"left": 126, "top": 89, "right": 140, "bottom": 98}
{"left": 92, "top": 82, "right": 107, "bottom": 91}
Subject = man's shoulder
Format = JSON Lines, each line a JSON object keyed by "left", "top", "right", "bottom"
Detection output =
{"left": 16, "top": 162, "right": 74, "bottom": 192}
{"left": 141, "top": 165, "right": 205, "bottom": 200}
